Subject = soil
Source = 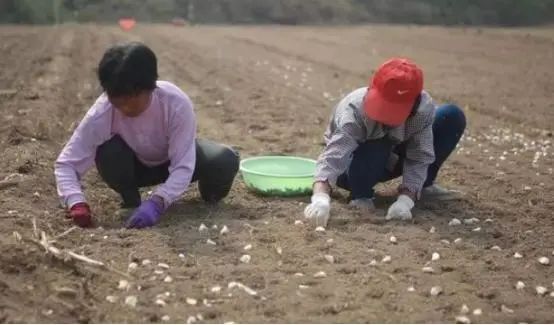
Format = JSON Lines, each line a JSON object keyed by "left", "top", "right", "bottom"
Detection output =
{"left": 0, "top": 24, "right": 553, "bottom": 323}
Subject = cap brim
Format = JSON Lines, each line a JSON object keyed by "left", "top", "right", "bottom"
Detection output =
{"left": 364, "top": 88, "right": 413, "bottom": 127}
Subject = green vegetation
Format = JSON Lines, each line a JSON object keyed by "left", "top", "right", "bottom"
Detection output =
{"left": 245, "top": 185, "right": 312, "bottom": 197}
{"left": 1, "top": 0, "right": 553, "bottom": 26}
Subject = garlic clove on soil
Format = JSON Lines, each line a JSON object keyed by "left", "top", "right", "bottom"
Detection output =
{"left": 422, "top": 266, "right": 435, "bottom": 273}
{"left": 536, "top": 286, "right": 548, "bottom": 296}
{"left": 199, "top": 223, "right": 209, "bottom": 232}
{"left": 124, "top": 295, "right": 138, "bottom": 308}
{"left": 206, "top": 239, "right": 217, "bottom": 245}
{"left": 243, "top": 244, "right": 252, "bottom": 251}
{"left": 128, "top": 262, "right": 138, "bottom": 272}
{"left": 389, "top": 236, "right": 397, "bottom": 244}
{"left": 324, "top": 255, "right": 335, "bottom": 264}
{"left": 294, "top": 220, "right": 303, "bottom": 225}
{"left": 315, "top": 226, "right": 326, "bottom": 232}
{"left": 430, "top": 286, "right": 443, "bottom": 296}
{"left": 429, "top": 226, "right": 436, "bottom": 233}
{"left": 463, "top": 217, "right": 480, "bottom": 225}
{"left": 431, "top": 252, "right": 440, "bottom": 261}
{"left": 501, "top": 305, "right": 514, "bottom": 313}
{"left": 186, "top": 297, "right": 198, "bottom": 305}
{"left": 472, "top": 309, "right": 482, "bottom": 316}
{"left": 449, "top": 218, "right": 462, "bottom": 226}
{"left": 454, "top": 238, "right": 463, "bottom": 244}
{"left": 407, "top": 286, "right": 416, "bottom": 292}
{"left": 513, "top": 252, "right": 523, "bottom": 259}
{"left": 141, "top": 259, "right": 151, "bottom": 266}
{"left": 240, "top": 254, "right": 251, "bottom": 264}
{"left": 516, "top": 281, "right": 525, "bottom": 290}
{"left": 455, "top": 315, "right": 471, "bottom": 324}
{"left": 490, "top": 245, "right": 502, "bottom": 251}
{"left": 155, "top": 299, "right": 166, "bottom": 306}
{"left": 211, "top": 286, "right": 222, "bottom": 293}
{"left": 161, "top": 315, "right": 170, "bottom": 322}
{"left": 220, "top": 225, "right": 229, "bottom": 235}
{"left": 460, "top": 304, "right": 470, "bottom": 314}
{"left": 314, "top": 271, "right": 327, "bottom": 278}
{"left": 117, "top": 279, "right": 130, "bottom": 290}
{"left": 163, "top": 276, "right": 173, "bottom": 283}
{"left": 441, "top": 239, "right": 450, "bottom": 245}
{"left": 106, "top": 295, "right": 118, "bottom": 303}
{"left": 538, "top": 257, "right": 550, "bottom": 265}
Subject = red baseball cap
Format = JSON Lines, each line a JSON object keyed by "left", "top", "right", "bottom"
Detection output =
{"left": 364, "top": 58, "right": 423, "bottom": 126}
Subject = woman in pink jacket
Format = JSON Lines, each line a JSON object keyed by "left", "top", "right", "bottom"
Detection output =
{"left": 55, "top": 42, "right": 239, "bottom": 229}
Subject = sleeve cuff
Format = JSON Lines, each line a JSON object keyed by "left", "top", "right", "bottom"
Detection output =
{"left": 152, "top": 190, "right": 171, "bottom": 210}
{"left": 398, "top": 183, "right": 422, "bottom": 200}
{"left": 314, "top": 175, "right": 337, "bottom": 187}
{"left": 66, "top": 193, "right": 86, "bottom": 209}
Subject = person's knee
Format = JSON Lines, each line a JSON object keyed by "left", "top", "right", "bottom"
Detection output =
{"left": 95, "top": 135, "right": 135, "bottom": 186}
{"left": 216, "top": 146, "right": 240, "bottom": 177}
{"left": 436, "top": 104, "right": 466, "bottom": 133}
{"left": 197, "top": 146, "right": 239, "bottom": 202}
{"left": 96, "top": 134, "right": 130, "bottom": 163}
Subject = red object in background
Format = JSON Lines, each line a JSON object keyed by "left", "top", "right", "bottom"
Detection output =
{"left": 171, "top": 17, "right": 187, "bottom": 26}
{"left": 119, "top": 18, "right": 136, "bottom": 31}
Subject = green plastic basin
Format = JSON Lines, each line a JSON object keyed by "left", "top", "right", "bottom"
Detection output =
{"left": 240, "top": 156, "right": 316, "bottom": 197}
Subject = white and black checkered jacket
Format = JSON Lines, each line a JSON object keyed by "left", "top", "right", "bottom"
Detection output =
{"left": 314, "top": 87, "right": 436, "bottom": 196}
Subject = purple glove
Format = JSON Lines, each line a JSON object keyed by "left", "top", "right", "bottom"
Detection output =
{"left": 126, "top": 198, "right": 164, "bottom": 229}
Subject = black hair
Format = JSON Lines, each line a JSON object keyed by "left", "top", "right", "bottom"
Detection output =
{"left": 97, "top": 42, "right": 158, "bottom": 97}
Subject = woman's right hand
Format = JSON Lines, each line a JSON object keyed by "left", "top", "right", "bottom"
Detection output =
{"left": 68, "top": 202, "right": 93, "bottom": 227}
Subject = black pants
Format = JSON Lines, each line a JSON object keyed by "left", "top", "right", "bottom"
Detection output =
{"left": 95, "top": 135, "right": 240, "bottom": 208}
{"left": 336, "top": 104, "right": 466, "bottom": 199}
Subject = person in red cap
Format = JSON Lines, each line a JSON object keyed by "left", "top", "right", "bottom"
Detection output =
{"left": 304, "top": 58, "right": 466, "bottom": 226}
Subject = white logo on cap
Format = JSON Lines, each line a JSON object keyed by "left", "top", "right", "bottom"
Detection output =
{"left": 397, "top": 90, "right": 409, "bottom": 95}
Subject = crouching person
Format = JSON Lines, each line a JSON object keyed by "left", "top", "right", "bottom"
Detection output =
{"left": 304, "top": 58, "right": 466, "bottom": 226}
{"left": 55, "top": 42, "right": 239, "bottom": 228}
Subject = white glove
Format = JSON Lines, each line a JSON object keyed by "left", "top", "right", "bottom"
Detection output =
{"left": 304, "top": 192, "right": 331, "bottom": 227}
{"left": 386, "top": 194, "right": 415, "bottom": 220}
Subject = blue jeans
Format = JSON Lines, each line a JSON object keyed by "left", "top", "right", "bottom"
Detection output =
{"left": 337, "top": 104, "right": 466, "bottom": 199}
